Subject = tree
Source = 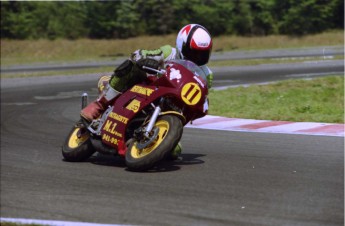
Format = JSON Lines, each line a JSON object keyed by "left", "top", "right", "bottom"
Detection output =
{"left": 1, "top": 1, "right": 37, "bottom": 39}
{"left": 135, "top": 0, "right": 176, "bottom": 35}
{"left": 231, "top": 0, "right": 253, "bottom": 36}
{"left": 190, "top": 1, "right": 235, "bottom": 36}
{"left": 276, "top": 0, "right": 339, "bottom": 35}
{"left": 250, "top": 0, "right": 278, "bottom": 35}
{"left": 331, "top": 0, "right": 344, "bottom": 29}
{"left": 114, "top": 1, "right": 140, "bottom": 38}
{"left": 0, "top": 0, "right": 343, "bottom": 39}
{"left": 85, "top": 2, "right": 120, "bottom": 39}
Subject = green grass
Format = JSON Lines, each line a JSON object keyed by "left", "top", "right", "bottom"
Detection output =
{"left": 1, "top": 67, "right": 115, "bottom": 79}
{"left": 0, "top": 223, "right": 46, "bottom": 226}
{"left": 4, "top": 55, "right": 344, "bottom": 79}
{"left": 208, "top": 55, "right": 344, "bottom": 67}
{"left": 208, "top": 76, "right": 344, "bottom": 123}
{"left": 1, "top": 30, "right": 343, "bottom": 66}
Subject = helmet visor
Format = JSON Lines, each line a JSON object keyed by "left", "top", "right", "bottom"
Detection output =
{"left": 184, "top": 48, "right": 211, "bottom": 66}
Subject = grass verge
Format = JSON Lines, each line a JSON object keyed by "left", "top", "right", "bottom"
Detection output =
{"left": 2, "top": 55, "right": 344, "bottom": 79}
{"left": 0, "top": 223, "right": 45, "bottom": 226}
{"left": 208, "top": 75, "right": 344, "bottom": 123}
{"left": 1, "top": 67, "right": 114, "bottom": 79}
{"left": 1, "top": 30, "right": 343, "bottom": 66}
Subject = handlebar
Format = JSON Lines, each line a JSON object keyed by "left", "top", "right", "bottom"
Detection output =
{"left": 142, "top": 66, "right": 166, "bottom": 75}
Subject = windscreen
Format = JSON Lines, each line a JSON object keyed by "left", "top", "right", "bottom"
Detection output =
{"left": 166, "top": 59, "right": 208, "bottom": 84}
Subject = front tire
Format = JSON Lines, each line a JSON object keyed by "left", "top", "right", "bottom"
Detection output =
{"left": 62, "top": 123, "right": 95, "bottom": 162}
{"left": 125, "top": 115, "right": 183, "bottom": 171}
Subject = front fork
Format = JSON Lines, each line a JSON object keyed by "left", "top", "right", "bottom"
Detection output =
{"left": 134, "top": 98, "right": 164, "bottom": 149}
{"left": 144, "top": 104, "right": 161, "bottom": 138}
{"left": 144, "top": 97, "right": 166, "bottom": 138}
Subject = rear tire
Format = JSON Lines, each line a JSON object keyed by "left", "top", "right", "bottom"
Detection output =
{"left": 125, "top": 115, "right": 183, "bottom": 171}
{"left": 62, "top": 123, "right": 95, "bottom": 162}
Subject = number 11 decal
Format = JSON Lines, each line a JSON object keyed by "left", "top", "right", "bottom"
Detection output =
{"left": 181, "top": 82, "right": 202, "bottom": 105}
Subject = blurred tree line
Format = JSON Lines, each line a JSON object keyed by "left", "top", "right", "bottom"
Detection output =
{"left": 1, "top": 0, "right": 343, "bottom": 40}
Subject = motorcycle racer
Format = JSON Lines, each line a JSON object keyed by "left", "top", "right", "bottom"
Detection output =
{"left": 80, "top": 24, "right": 213, "bottom": 157}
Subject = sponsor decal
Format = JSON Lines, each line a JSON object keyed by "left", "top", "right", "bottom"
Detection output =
{"left": 126, "top": 99, "right": 141, "bottom": 113}
{"left": 130, "top": 85, "right": 154, "bottom": 96}
{"left": 109, "top": 112, "right": 129, "bottom": 124}
{"left": 169, "top": 68, "right": 182, "bottom": 80}
{"left": 102, "top": 119, "right": 122, "bottom": 146}
{"left": 181, "top": 82, "right": 202, "bottom": 105}
{"left": 102, "top": 133, "right": 119, "bottom": 145}
{"left": 198, "top": 42, "right": 209, "bottom": 47}
{"left": 103, "top": 120, "right": 122, "bottom": 138}
{"left": 193, "top": 75, "right": 205, "bottom": 88}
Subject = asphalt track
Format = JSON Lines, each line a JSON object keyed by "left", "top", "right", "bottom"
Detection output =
{"left": 1, "top": 62, "right": 344, "bottom": 226}
{"left": 1, "top": 46, "right": 343, "bottom": 73}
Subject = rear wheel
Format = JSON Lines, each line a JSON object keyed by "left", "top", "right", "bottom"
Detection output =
{"left": 62, "top": 122, "right": 95, "bottom": 162}
{"left": 125, "top": 115, "right": 183, "bottom": 171}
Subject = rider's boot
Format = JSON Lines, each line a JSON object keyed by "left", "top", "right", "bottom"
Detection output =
{"left": 170, "top": 142, "right": 182, "bottom": 160}
{"left": 80, "top": 84, "right": 120, "bottom": 122}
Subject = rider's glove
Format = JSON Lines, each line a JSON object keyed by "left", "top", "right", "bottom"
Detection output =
{"left": 136, "top": 58, "right": 160, "bottom": 73}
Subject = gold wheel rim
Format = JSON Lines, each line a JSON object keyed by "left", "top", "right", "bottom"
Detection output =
{"left": 130, "top": 120, "right": 169, "bottom": 158}
{"left": 68, "top": 128, "right": 89, "bottom": 149}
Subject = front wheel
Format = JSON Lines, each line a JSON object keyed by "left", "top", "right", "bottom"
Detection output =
{"left": 62, "top": 122, "right": 95, "bottom": 162}
{"left": 125, "top": 115, "right": 183, "bottom": 171}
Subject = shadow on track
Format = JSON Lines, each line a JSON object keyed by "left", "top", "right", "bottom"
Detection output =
{"left": 85, "top": 153, "right": 206, "bottom": 173}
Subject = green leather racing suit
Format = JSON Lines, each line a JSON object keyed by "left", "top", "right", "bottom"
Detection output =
{"left": 109, "top": 45, "right": 213, "bottom": 92}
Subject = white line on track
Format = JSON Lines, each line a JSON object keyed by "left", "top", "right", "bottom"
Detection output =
{"left": 0, "top": 218, "right": 135, "bottom": 226}
{"left": 1, "top": 102, "right": 36, "bottom": 106}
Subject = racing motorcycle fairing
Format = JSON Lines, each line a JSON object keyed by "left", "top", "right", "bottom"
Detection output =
{"left": 99, "top": 60, "right": 208, "bottom": 153}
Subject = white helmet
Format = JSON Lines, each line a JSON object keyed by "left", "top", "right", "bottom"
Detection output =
{"left": 176, "top": 24, "right": 212, "bottom": 66}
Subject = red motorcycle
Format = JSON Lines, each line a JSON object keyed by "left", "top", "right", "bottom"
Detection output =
{"left": 62, "top": 59, "right": 209, "bottom": 171}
